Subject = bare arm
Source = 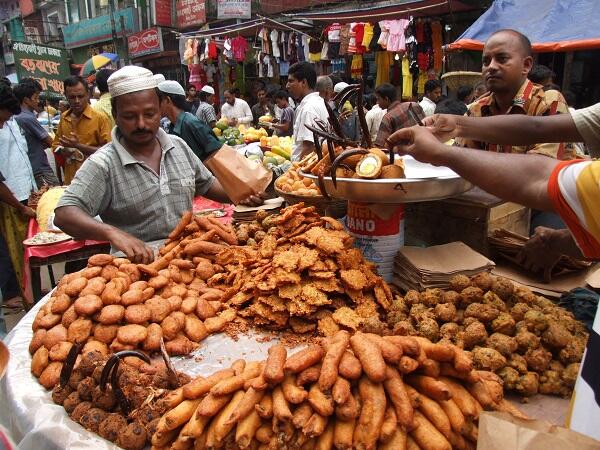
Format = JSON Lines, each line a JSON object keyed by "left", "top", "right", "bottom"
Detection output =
{"left": 387, "top": 126, "right": 559, "bottom": 211}
{"left": 424, "top": 113, "right": 583, "bottom": 145}
{"left": 0, "top": 182, "right": 35, "bottom": 218}
{"left": 54, "top": 205, "right": 154, "bottom": 263}
{"left": 203, "top": 178, "right": 263, "bottom": 206}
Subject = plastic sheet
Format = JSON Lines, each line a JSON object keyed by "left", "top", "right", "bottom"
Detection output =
{"left": 0, "top": 293, "right": 276, "bottom": 449}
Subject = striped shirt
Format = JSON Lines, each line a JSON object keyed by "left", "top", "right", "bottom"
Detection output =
{"left": 57, "top": 127, "right": 215, "bottom": 242}
{"left": 456, "top": 79, "right": 576, "bottom": 160}
{"left": 195, "top": 101, "right": 217, "bottom": 126}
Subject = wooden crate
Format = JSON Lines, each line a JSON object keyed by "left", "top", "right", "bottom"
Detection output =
{"left": 404, "top": 187, "right": 530, "bottom": 257}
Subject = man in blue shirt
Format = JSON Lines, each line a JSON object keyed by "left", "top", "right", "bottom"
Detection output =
{"left": 157, "top": 80, "right": 223, "bottom": 161}
{"left": 13, "top": 80, "right": 59, "bottom": 187}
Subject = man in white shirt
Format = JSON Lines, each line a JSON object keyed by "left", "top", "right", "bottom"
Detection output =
{"left": 220, "top": 89, "right": 252, "bottom": 126}
{"left": 419, "top": 79, "right": 442, "bottom": 117}
{"left": 366, "top": 103, "right": 386, "bottom": 144}
{"left": 287, "top": 62, "right": 329, "bottom": 161}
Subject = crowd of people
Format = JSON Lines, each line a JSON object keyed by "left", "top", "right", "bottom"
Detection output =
{"left": 1, "top": 27, "right": 599, "bottom": 341}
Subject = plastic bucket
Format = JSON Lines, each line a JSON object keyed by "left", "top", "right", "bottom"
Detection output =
{"left": 345, "top": 202, "right": 404, "bottom": 282}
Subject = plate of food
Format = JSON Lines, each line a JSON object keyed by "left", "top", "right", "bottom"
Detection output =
{"left": 23, "top": 231, "right": 71, "bottom": 246}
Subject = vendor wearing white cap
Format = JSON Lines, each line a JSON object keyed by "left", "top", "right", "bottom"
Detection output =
{"left": 195, "top": 85, "right": 217, "bottom": 128}
{"left": 54, "top": 66, "right": 248, "bottom": 263}
{"left": 158, "top": 80, "right": 222, "bottom": 162}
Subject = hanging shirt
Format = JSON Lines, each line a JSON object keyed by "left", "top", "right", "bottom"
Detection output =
{"left": 375, "top": 51, "right": 392, "bottom": 86}
{"left": 351, "top": 55, "right": 363, "bottom": 78}
{"left": 223, "top": 38, "right": 233, "bottom": 59}
{"left": 302, "top": 35, "right": 310, "bottom": 61}
{"left": 270, "top": 30, "right": 280, "bottom": 58}
{"left": 362, "top": 23, "right": 374, "bottom": 49}
{"left": 309, "top": 39, "right": 322, "bottom": 62}
{"left": 339, "top": 24, "right": 351, "bottom": 55}
{"left": 0, "top": 118, "right": 36, "bottom": 201}
{"left": 208, "top": 40, "right": 218, "bottom": 59}
{"left": 387, "top": 19, "right": 410, "bottom": 52}
{"left": 402, "top": 56, "right": 413, "bottom": 100}
{"left": 378, "top": 21, "right": 390, "bottom": 49}
{"left": 320, "top": 41, "right": 329, "bottom": 61}
{"left": 326, "top": 23, "right": 342, "bottom": 42}
{"left": 347, "top": 23, "right": 358, "bottom": 54}
{"left": 231, "top": 36, "right": 248, "bottom": 62}
{"left": 354, "top": 23, "right": 366, "bottom": 54}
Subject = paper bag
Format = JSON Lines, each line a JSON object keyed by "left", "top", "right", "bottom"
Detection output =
{"left": 204, "top": 144, "right": 272, "bottom": 204}
{"left": 477, "top": 412, "right": 600, "bottom": 450}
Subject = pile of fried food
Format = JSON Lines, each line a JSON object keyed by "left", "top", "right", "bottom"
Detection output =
{"left": 218, "top": 203, "right": 393, "bottom": 335}
{"left": 50, "top": 347, "right": 186, "bottom": 450}
{"left": 276, "top": 156, "right": 322, "bottom": 197}
{"left": 152, "top": 330, "right": 524, "bottom": 450}
{"left": 387, "top": 273, "right": 588, "bottom": 397}
{"left": 234, "top": 209, "right": 277, "bottom": 246}
{"left": 29, "top": 212, "right": 239, "bottom": 390}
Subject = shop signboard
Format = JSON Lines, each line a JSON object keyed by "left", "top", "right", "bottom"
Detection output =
{"left": 12, "top": 41, "right": 70, "bottom": 94}
{"left": 128, "top": 27, "right": 163, "bottom": 59}
{"left": 152, "top": 0, "right": 172, "bottom": 27}
{"left": 217, "top": 0, "right": 251, "bottom": 19}
{"left": 175, "top": 0, "right": 205, "bottom": 29}
{"left": 62, "top": 7, "right": 138, "bottom": 49}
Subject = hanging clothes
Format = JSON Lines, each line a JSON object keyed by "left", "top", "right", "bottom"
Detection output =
{"left": 377, "top": 21, "right": 390, "bottom": 49}
{"left": 208, "top": 40, "right": 218, "bottom": 60}
{"left": 339, "top": 24, "right": 351, "bottom": 55}
{"left": 347, "top": 22, "right": 358, "bottom": 54}
{"left": 375, "top": 51, "right": 392, "bottom": 86}
{"left": 351, "top": 54, "right": 363, "bottom": 78}
{"left": 431, "top": 21, "right": 443, "bottom": 72}
{"left": 270, "top": 29, "right": 280, "bottom": 58}
{"left": 309, "top": 39, "right": 322, "bottom": 62}
{"left": 321, "top": 41, "right": 330, "bottom": 61}
{"left": 231, "top": 36, "right": 248, "bottom": 62}
{"left": 296, "top": 34, "right": 305, "bottom": 62}
{"left": 302, "top": 35, "right": 310, "bottom": 61}
{"left": 354, "top": 23, "right": 366, "bottom": 54}
{"left": 326, "top": 23, "right": 342, "bottom": 42}
{"left": 223, "top": 38, "right": 233, "bottom": 59}
{"left": 362, "top": 23, "right": 374, "bottom": 50}
{"left": 417, "top": 71, "right": 427, "bottom": 95}
{"left": 386, "top": 19, "right": 410, "bottom": 52}
{"left": 401, "top": 56, "right": 413, "bottom": 100}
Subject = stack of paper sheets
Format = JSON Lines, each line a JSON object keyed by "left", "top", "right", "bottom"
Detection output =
{"left": 233, "top": 197, "right": 284, "bottom": 223}
{"left": 393, "top": 241, "right": 495, "bottom": 292}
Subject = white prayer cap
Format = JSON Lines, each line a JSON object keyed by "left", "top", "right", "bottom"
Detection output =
{"left": 200, "top": 85, "right": 215, "bottom": 95}
{"left": 153, "top": 73, "right": 166, "bottom": 84}
{"left": 158, "top": 80, "right": 185, "bottom": 96}
{"left": 334, "top": 82, "right": 349, "bottom": 94}
{"left": 108, "top": 66, "right": 157, "bottom": 98}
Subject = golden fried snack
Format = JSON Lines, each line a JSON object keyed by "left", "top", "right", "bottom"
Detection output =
{"left": 256, "top": 393, "right": 273, "bottom": 419}
{"left": 67, "top": 318, "right": 93, "bottom": 343}
{"left": 284, "top": 344, "right": 325, "bottom": 373}
{"left": 165, "top": 335, "right": 198, "bottom": 355}
{"left": 335, "top": 390, "right": 360, "bottom": 421}
{"left": 379, "top": 406, "right": 398, "bottom": 444}
{"left": 31, "top": 346, "right": 49, "bottom": 377}
{"left": 350, "top": 332, "right": 386, "bottom": 383}
{"left": 121, "top": 304, "right": 150, "bottom": 324}
{"left": 88, "top": 254, "right": 114, "bottom": 267}
{"left": 282, "top": 373, "right": 308, "bottom": 404}
{"left": 145, "top": 297, "right": 172, "bottom": 323}
{"left": 61, "top": 305, "right": 78, "bottom": 329}
{"left": 319, "top": 330, "right": 351, "bottom": 391}
{"left": 406, "top": 375, "right": 451, "bottom": 402}
{"left": 263, "top": 344, "right": 287, "bottom": 385}
{"left": 37, "top": 313, "right": 62, "bottom": 330}
{"left": 180, "top": 297, "right": 198, "bottom": 315}
{"left": 384, "top": 366, "right": 414, "bottom": 430}
{"left": 204, "top": 309, "right": 236, "bottom": 333}
{"left": 235, "top": 409, "right": 262, "bottom": 448}
{"left": 96, "top": 305, "right": 125, "bottom": 325}
{"left": 272, "top": 386, "right": 293, "bottom": 421}
{"left": 183, "top": 315, "right": 208, "bottom": 343}
{"left": 338, "top": 351, "right": 362, "bottom": 381}
{"left": 195, "top": 298, "right": 216, "bottom": 320}
{"left": 332, "top": 377, "right": 351, "bottom": 405}
{"left": 334, "top": 418, "right": 356, "bottom": 450}
{"left": 410, "top": 411, "right": 452, "bottom": 450}
{"left": 141, "top": 323, "right": 162, "bottom": 352}
{"left": 39, "top": 361, "right": 63, "bottom": 389}
{"left": 303, "top": 413, "right": 328, "bottom": 438}
{"left": 354, "top": 376, "right": 386, "bottom": 449}
{"left": 225, "top": 387, "right": 264, "bottom": 426}
{"left": 206, "top": 390, "right": 245, "bottom": 446}
{"left": 65, "top": 276, "right": 88, "bottom": 297}
{"left": 308, "top": 383, "right": 334, "bottom": 417}
{"left": 380, "top": 428, "right": 408, "bottom": 450}
{"left": 399, "top": 356, "right": 420, "bottom": 375}
{"left": 48, "top": 341, "right": 73, "bottom": 362}
{"left": 30, "top": 329, "right": 46, "bottom": 354}
{"left": 407, "top": 385, "right": 451, "bottom": 440}
{"left": 50, "top": 294, "right": 72, "bottom": 314}
{"left": 42, "top": 324, "right": 68, "bottom": 350}
{"left": 292, "top": 403, "right": 313, "bottom": 429}
{"left": 120, "top": 289, "right": 144, "bottom": 306}
{"left": 297, "top": 365, "right": 322, "bottom": 386}
{"left": 93, "top": 324, "right": 118, "bottom": 344}
{"left": 116, "top": 324, "right": 148, "bottom": 345}
{"left": 365, "top": 333, "right": 403, "bottom": 365}
{"left": 315, "top": 419, "right": 334, "bottom": 450}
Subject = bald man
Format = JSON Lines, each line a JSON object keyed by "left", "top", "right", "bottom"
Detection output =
{"left": 456, "top": 29, "right": 576, "bottom": 161}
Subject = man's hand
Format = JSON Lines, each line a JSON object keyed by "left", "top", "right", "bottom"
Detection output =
{"left": 422, "top": 114, "right": 461, "bottom": 143}
{"left": 18, "top": 204, "right": 36, "bottom": 219}
{"left": 339, "top": 110, "right": 353, "bottom": 122}
{"left": 106, "top": 227, "right": 155, "bottom": 264}
{"left": 59, "top": 132, "right": 80, "bottom": 150}
{"left": 228, "top": 118, "right": 238, "bottom": 127}
{"left": 517, "top": 227, "right": 578, "bottom": 282}
{"left": 386, "top": 125, "right": 450, "bottom": 166}
{"left": 239, "top": 192, "right": 268, "bottom": 207}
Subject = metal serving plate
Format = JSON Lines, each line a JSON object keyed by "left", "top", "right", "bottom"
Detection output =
{"left": 300, "top": 156, "right": 472, "bottom": 204}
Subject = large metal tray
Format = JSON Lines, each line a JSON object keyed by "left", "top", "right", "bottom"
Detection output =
{"left": 301, "top": 156, "right": 472, "bottom": 203}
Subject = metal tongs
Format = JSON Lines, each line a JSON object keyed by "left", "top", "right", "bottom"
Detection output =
{"left": 407, "top": 103, "right": 425, "bottom": 127}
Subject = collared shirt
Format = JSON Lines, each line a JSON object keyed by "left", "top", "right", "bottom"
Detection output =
{"left": 195, "top": 101, "right": 217, "bottom": 126}
{"left": 0, "top": 118, "right": 36, "bottom": 201}
{"left": 365, "top": 104, "right": 386, "bottom": 144}
{"left": 375, "top": 101, "right": 425, "bottom": 147}
{"left": 572, "top": 102, "right": 600, "bottom": 158}
{"left": 92, "top": 93, "right": 115, "bottom": 129}
{"left": 221, "top": 98, "right": 253, "bottom": 124}
{"left": 456, "top": 79, "right": 576, "bottom": 160}
{"left": 292, "top": 91, "right": 329, "bottom": 160}
{"left": 169, "top": 111, "right": 222, "bottom": 161}
{"left": 275, "top": 106, "right": 294, "bottom": 137}
{"left": 52, "top": 104, "right": 112, "bottom": 153}
{"left": 57, "top": 127, "right": 215, "bottom": 242}
{"left": 14, "top": 108, "right": 52, "bottom": 175}
{"left": 419, "top": 96, "right": 437, "bottom": 117}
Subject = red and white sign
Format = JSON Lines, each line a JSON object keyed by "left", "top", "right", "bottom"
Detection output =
{"left": 176, "top": 0, "right": 205, "bottom": 29}
{"left": 152, "top": 0, "right": 172, "bottom": 27}
{"left": 128, "top": 27, "right": 164, "bottom": 59}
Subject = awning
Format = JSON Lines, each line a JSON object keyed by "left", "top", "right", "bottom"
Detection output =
{"left": 448, "top": 0, "right": 600, "bottom": 52}
{"left": 283, "top": 0, "right": 477, "bottom": 22}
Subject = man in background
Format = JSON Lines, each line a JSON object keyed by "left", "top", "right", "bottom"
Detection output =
{"left": 316, "top": 75, "right": 334, "bottom": 104}
{"left": 92, "top": 68, "right": 115, "bottom": 128}
{"left": 272, "top": 90, "right": 294, "bottom": 137}
{"left": 52, "top": 76, "right": 111, "bottom": 184}
{"left": 419, "top": 79, "right": 442, "bottom": 116}
{"left": 13, "top": 80, "right": 59, "bottom": 187}
{"left": 457, "top": 85, "right": 473, "bottom": 105}
{"left": 374, "top": 83, "right": 425, "bottom": 147}
{"left": 221, "top": 89, "right": 252, "bottom": 126}
{"left": 528, "top": 64, "right": 555, "bottom": 87}
{"left": 287, "top": 62, "right": 328, "bottom": 160}
{"left": 251, "top": 87, "right": 275, "bottom": 126}
{"left": 195, "top": 85, "right": 217, "bottom": 128}
{"left": 185, "top": 84, "right": 199, "bottom": 114}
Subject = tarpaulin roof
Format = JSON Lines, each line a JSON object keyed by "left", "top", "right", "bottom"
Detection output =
{"left": 448, "top": 0, "right": 600, "bottom": 52}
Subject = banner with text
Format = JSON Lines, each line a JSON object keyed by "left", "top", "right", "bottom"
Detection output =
{"left": 176, "top": 0, "right": 205, "bottom": 29}
{"left": 128, "top": 27, "right": 163, "bottom": 59}
{"left": 217, "top": 0, "right": 251, "bottom": 19}
{"left": 152, "top": 0, "right": 172, "bottom": 27}
{"left": 12, "top": 41, "right": 70, "bottom": 95}
{"left": 62, "top": 7, "right": 137, "bottom": 49}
